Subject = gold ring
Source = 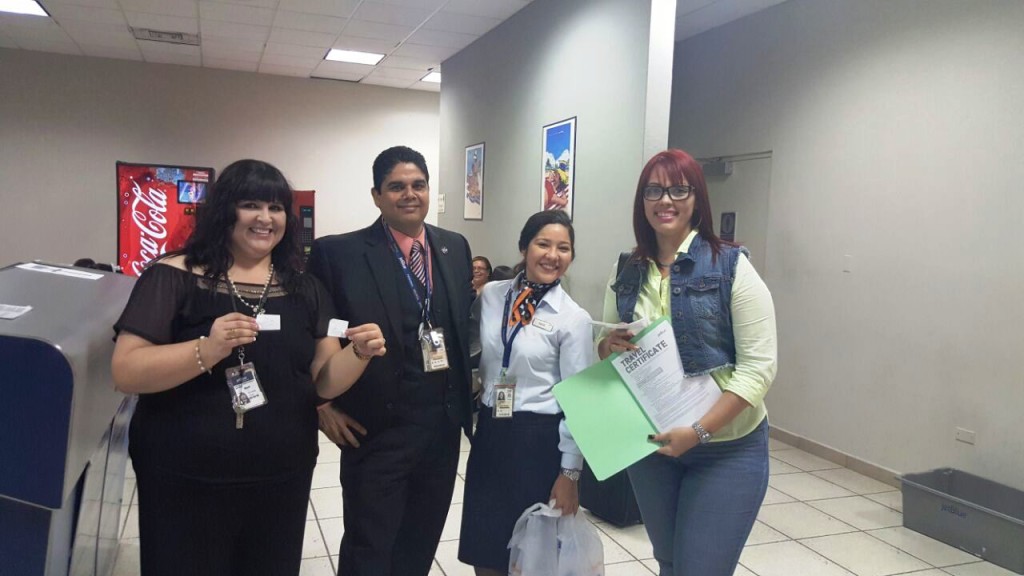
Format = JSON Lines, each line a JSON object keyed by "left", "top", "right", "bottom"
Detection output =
{"left": 229, "top": 329, "right": 236, "bottom": 339}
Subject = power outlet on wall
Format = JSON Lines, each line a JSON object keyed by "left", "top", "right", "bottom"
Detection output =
{"left": 955, "top": 427, "right": 976, "bottom": 445}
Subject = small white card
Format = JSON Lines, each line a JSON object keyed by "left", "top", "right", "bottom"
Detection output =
{"left": 327, "top": 318, "right": 349, "bottom": 338}
{"left": 256, "top": 313, "right": 280, "bottom": 331}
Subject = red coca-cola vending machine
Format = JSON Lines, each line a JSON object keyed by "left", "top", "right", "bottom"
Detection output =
{"left": 292, "top": 190, "right": 315, "bottom": 263}
{"left": 117, "top": 162, "right": 214, "bottom": 277}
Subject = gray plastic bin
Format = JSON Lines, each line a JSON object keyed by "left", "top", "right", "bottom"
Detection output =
{"left": 901, "top": 468, "right": 1024, "bottom": 574}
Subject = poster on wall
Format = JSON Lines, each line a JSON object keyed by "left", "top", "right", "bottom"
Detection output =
{"left": 464, "top": 142, "right": 484, "bottom": 220}
{"left": 541, "top": 116, "right": 576, "bottom": 218}
{"left": 117, "top": 162, "right": 214, "bottom": 277}
{"left": 720, "top": 211, "right": 736, "bottom": 242}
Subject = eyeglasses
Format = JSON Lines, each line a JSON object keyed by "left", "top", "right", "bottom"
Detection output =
{"left": 643, "top": 185, "right": 695, "bottom": 201}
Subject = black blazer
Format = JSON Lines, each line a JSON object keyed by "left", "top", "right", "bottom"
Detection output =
{"left": 307, "top": 217, "right": 474, "bottom": 437}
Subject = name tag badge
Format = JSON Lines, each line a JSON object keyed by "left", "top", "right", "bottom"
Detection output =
{"left": 256, "top": 313, "right": 281, "bottom": 331}
{"left": 225, "top": 362, "right": 267, "bottom": 429}
{"left": 492, "top": 373, "right": 516, "bottom": 419}
{"left": 420, "top": 327, "right": 450, "bottom": 372}
{"left": 327, "top": 318, "right": 349, "bottom": 338}
{"left": 531, "top": 318, "right": 554, "bottom": 333}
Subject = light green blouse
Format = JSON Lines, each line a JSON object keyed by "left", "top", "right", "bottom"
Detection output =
{"left": 601, "top": 231, "right": 777, "bottom": 442}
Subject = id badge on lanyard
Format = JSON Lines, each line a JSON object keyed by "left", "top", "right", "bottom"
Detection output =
{"left": 492, "top": 370, "right": 516, "bottom": 419}
{"left": 226, "top": 361, "right": 267, "bottom": 429}
{"left": 419, "top": 321, "right": 450, "bottom": 372}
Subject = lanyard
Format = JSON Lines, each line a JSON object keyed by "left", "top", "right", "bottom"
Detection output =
{"left": 500, "top": 283, "right": 529, "bottom": 370}
{"left": 225, "top": 277, "right": 270, "bottom": 367}
{"left": 382, "top": 221, "right": 432, "bottom": 323}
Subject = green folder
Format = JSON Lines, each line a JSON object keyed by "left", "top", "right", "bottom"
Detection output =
{"left": 553, "top": 317, "right": 668, "bottom": 481}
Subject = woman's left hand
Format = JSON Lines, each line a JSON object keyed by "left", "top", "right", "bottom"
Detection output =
{"left": 549, "top": 474, "right": 580, "bottom": 516}
{"left": 650, "top": 426, "right": 701, "bottom": 458}
{"left": 345, "top": 323, "right": 387, "bottom": 358}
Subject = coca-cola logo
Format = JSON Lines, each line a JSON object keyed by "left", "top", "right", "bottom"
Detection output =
{"left": 129, "top": 178, "right": 169, "bottom": 276}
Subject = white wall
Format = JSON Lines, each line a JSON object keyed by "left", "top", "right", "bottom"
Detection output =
{"left": 670, "top": 0, "right": 1024, "bottom": 488}
{"left": 437, "top": 0, "right": 675, "bottom": 316}
{"left": 0, "top": 48, "right": 440, "bottom": 268}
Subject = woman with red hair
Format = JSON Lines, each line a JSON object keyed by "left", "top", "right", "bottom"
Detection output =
{"left": 598, "top": 149, "right": 777, "bottom": 575}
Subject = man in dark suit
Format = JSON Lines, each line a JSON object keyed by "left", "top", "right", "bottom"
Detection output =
{"left": 308, "top": 146, "right": 474, "bottom": 576}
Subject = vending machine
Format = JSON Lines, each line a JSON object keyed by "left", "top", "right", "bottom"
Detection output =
{"left": 116, "top": 162, "right": 214, "bottom": 277}
{"left": 292, "top": 190, "right": 315, "bottom": 263}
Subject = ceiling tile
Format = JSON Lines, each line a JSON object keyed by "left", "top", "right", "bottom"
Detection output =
{"left": 391, "top": 41, "right": 456, "bottom": 62}
{"left": 39, "top": 0, "right": 121, "bottom": 8}
{"left": 272, "top": 10, "right": 346, "bottom": 34}
{"left": 200, "top": 34, "right": 265, "bottom": 52}
{"left": 46, "top": 4, "right": 126, "bottom": 25}
{"left": 263, "top": 41, "right": 325, "bottom": 58}
{"left": 79, "top": 43, "right": 144, "bottom": 60}
{"left": 379, "top": 53, "right": 436, "bottom": 70}
{"left": 360, "top": 74, "right": 415, "bottom": 88}
{"left": 408, "top": 79, "right": 439, "bottom": 92}
{"left": 203, "top": 56, "right": 259, "bottom": 71}
{"left": 343, "top": 19, "right": 412, "bottom": 43}
{"left": 367, "top": 65, "right": 425, "bottom": 80}
{"left": 368, "top": 0, "right": 446, "bottom": 9}
{"left": 311, "top": 68, "right": 363, "bottom": 81}
{"left": 331, "top": 35, "right": 396, "bottom": 54}
{"left": 0, "top": 34, "right": 18, "bottom": 48}
{"left": 201, "top": 45, "right": 261, "bottom": 61}
{"left": 314, "top": 59, "right": 373, "bottom": 76}
{"left": 124, "top": 12, "right": 198, "bottom": 34}
{"left": 200, "top": 19, "right": 269, "bottom": 41}
{"left": 267, "top": 27, "right": 336, "bottom": 48}
{"left": 276, "top": 0, "right": 359, "bottom": 18}
{"left": 421, "top": 10, "right": 501, "bottom": 36}
{"left": 203, "top": 0, "right": 278, "bottom": 9}
{"left": 442, "top": 0, "right": 530, "bottom": 20}
{"left": 17, "top": 38, "right": 83, "bottom": 55}
{"left": 352, "top": 2, "right": 433, "bottom": 27}
{"left": 1, "top": 22, "right": 73, "bottom": 43}
{"left": 143, "top": 50, "right": 202, "bottom": 65}
{"left": 61, "top": 20, "right": 138, "bottom": 49}
{"left": 261, "top": 52, "right": 321, "bottom": 68}
{"left": 199, "top": 2, "right": 274, "bottom": 26}
{"left": 406, "top": 28, "right": 477, "bottom": 50}
{"left": 137, "top": 39, "right": 201, "bottom": 54}
{"left": 117, "top": 0, "right": 199, "bottom": 19}
{"left": 0, "top": 13, "right": 66, "bottom": 29}
{"left": 258, "top": 62, "right": 314, "bottom": 76}
{"left": 676, "top": 0, "right": 718, "bottom": 16}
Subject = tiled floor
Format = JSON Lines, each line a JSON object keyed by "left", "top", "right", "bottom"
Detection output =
{"left": 111, "top": 436, "right": 1018, "bottom": 576}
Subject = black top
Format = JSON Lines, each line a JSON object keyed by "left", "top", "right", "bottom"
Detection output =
{"left": 114, "top": 264, "right": 335, "bottom": 482}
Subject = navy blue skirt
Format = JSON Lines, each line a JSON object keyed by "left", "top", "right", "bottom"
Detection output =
{"left": 458, "top": 409, "right": 564, "bottom": 571}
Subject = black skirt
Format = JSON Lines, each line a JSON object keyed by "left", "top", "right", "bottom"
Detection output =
{"left": 458, "top": 409, "right": 564, "bottom": 571}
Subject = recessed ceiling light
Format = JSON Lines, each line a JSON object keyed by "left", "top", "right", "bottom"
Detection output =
{"left": 421, "top": 72, "right": 441, "bottom": 83}
{"left": 0, "top": 0, "right": 48, "bottom": 16}
{"left": 325, "top": 49, "right": 384, "bottom": 66}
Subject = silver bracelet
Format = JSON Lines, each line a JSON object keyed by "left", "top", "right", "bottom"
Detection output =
{"left": 195, "top": 336, "right": 212, "bottom": 375}
{"left": 692, "top": 421, "right": 713, "bottom": 445}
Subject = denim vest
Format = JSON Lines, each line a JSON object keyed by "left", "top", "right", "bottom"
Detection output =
{"left": 612, "top": 235, "right": 748, "bottom": 376}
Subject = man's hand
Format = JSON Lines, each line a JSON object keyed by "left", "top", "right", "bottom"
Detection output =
{"left": 318, "top": 405, "right": 368, "bottom": 447}
{"left": 549, "top": 473, "right": 580, "bottom": 516}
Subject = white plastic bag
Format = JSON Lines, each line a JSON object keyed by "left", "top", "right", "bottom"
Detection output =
{"left": 508, "top": 502, "right": 604, "bottom": 576}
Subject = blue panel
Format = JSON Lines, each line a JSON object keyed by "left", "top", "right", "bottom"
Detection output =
{"left": 0, "top": 336, "right": 73, "bottom": 508}
{"left": 0, "top": 497, "right": 50, "bottom": 574}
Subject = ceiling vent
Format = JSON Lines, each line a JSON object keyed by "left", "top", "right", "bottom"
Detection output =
{"left": 131, "top": 28, "right": 200, "bottom": 46}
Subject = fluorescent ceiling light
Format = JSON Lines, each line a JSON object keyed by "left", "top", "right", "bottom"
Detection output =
{"left": 0, "top": 0, "right": 48, "bottom": 16}
{"left": 325, "top": 49, "right": 384, "bottom": 66}
{"left": 421, "top": 72, "right": 441, "bottom": 83}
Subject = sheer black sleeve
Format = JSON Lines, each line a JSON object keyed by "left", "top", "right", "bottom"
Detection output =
{"left": 296, "top": 273, "right": 337, "bottom": 339}
{"left": 113, "top": 264, "right": 190, "bottom": 345}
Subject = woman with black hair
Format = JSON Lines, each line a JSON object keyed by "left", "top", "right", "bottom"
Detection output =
{"left": 111, "top": 159, "right": 386, "bottom": 576}
{"left": 458, "top": 210, "right": 594, "bottom": 575}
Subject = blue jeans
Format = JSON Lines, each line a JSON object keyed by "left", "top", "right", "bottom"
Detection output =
{"left": 627, "top": 418, "right": 769, "bottom": 576}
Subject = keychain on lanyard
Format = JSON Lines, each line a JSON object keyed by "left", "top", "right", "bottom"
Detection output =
{"left": 223, "top": 269, "right": 273, "bottom": 429}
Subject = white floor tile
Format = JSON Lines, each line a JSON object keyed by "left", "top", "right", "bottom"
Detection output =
{"left": 757, "top": 502, "right": 858, "bottom": 539}
{"left": 316, "top": 444, "right": 341, "bottom": 464}
{"left": 428, "top": 559, "right": 446, "bottom": 575}
{"left": 434, "top": 539, "right": 475, "bottom": 576}
{"left": 604, "top": 560, "right": 656, "bottom": 575}
{"left": 733, "top": 564, "right": 757, "bottom": 576}
{"left": 801, "top": 531, "right": 931, "bottom": 576}
{"left": 440, "top": 502, "right": 463, "bottom": 542}
{"left": 740, "top": 540, "right": 855, "bottom": 576}
{"left": 642, "top": 558, "right": 660, "bottom": 573}
{"left": 598, "top": 528, "right": 636, "bottom": 564}
{"left": 771, "top": 449, "right": 843, "bottom": 472}
{"left": 867, "top": 526, "right": 981, "bottom": 567}
{"left": 310, "top": 486, "right": 344, "bottom": 519}
{"left": 307, "top": 502, "right": 317, "bottom": 521}
{"left": 807, "top": 496, "right": 903, "bottom": 530}
{"left": 460, "top": 433, "right": 472, "bottom": 452}
{"left": 318, "top": 431, "right": 334, "bottom": 445}
{"left": 811, "top": 469, "right": 897, "bottom": 495}
{"left": 866, "top": 490, "right": 904, "bottom": 512}
{"left": 597, "top": 522, "right": 654, "bottom": 560}
{"left": 457, "top": 450, "right": 469, "bottom": 476}
{"left": 311, "top": 462, "right": 341, "bottom": 489}
{"left": 770, "top": 472, "right": 857, "bottom": 501}
{"left": 896, "top": 571, "right": 953, "bottom": 576}
{"left": 301, "top": 519, "right": 328, "bottom": 559}
{"left": 746, "top": 519, "right": 789, "bottom": 545}
{"left": 451, "top": 475, "right": 465, "bottom": 505}
{"left": 944, "top": 562, "right": 1021, "bottom": 576}
{"left": 762, "top": 486, "right": 797, "bottom": 505}
{"left": 299, "top": 556, "right": 335, "bottom": 576}
{"left": 121, "top": 478, "right": 136, "bottom": 507}
{"left": 770, "top": 456, "right": 803, "bottom": 475}
{"left": 111, "top": 538, "right": 140, "bottom": 576}
{"left": 122, "top": 506, "right": 139, "bottom": 539}
{"left": 318, "top": 517, "right": 344, "bottom": 558}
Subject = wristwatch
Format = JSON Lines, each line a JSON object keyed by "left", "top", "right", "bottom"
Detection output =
{"left": 560, "top": 468, "right": 581, "bottom": 482}
{"left": 692, "top": 422, "right": 713, "bottom": 445}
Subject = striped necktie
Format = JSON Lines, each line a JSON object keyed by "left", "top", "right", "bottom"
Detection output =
{"left": 409, "top": 240, "right": 427, "bottom": 287}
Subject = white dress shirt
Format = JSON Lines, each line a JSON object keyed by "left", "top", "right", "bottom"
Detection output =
{"left": 478, "top": 278, "right": 594, "bottom": 470}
